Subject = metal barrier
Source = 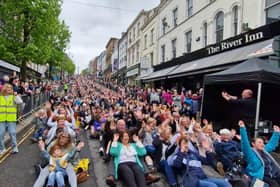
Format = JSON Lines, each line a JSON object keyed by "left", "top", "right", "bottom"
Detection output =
{"left": 17, "top": 91, "right": 50, "bottom": 121}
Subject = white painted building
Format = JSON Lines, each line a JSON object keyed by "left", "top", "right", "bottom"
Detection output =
{"left": 140, "top": 7, "right": 160, "bottom": 78}
{"left": 111, "top": 39, "right": 119, "bottom": 74}
{"left": 97, "top": 50, "right": 106, "bottom": 78}
{"left": 157, "top": 0, "right": 266, "bottom": 63}
{"left": 118, "top": 32, "right": 128, "bottom": 70}
{"left": 126, "top": 10, "right": 148, "bottom": 85}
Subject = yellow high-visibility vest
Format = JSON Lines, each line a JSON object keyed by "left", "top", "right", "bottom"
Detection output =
{"left": 0, "top": 95, "right": 17, "bottom": 122}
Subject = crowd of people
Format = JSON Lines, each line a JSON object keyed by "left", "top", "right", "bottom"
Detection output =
{"left": 1, "top": 73, "right": 280, "bottom": 187}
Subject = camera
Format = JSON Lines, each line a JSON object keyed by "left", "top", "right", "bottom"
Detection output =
{"left": 258, "top": 120, "right": 273, "bottom": 135}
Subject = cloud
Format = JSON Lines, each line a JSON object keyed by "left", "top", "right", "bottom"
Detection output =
{"left": 60, "top": 0, "right": 160, "bottom": 73}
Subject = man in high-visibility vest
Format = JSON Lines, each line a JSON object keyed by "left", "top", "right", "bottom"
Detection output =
{"left": 64, "top": 83, "right": 69, "bottom": 94}
{"left": 0, "top": 83, "right": 23, "bottom": 155}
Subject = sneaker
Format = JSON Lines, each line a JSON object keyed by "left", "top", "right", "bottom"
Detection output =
{"left": 105, "top": 175, "right": 116, "bottom": 187}
{"left": 30, "top": 137, "right": 38, "bottom": 143}
{"left": 0, "top": 149, "right": 7, "bottom": 156}
{"left": 11, "top": 147, "right": 19, "bottom": 154}
{"left": 145, "top": 173, "right": 160, "bottom": 185}
{"left": 99, "top": 147, "right": 104, "bottom": 156}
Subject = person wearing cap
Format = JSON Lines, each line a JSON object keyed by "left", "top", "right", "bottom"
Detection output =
{"left": 0, "top": 83, "right": 23, "bottom": 155}
{"left": 214, "top": 128, "right": 242, "bottom": 171}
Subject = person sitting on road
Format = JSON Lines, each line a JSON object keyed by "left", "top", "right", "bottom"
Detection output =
{"left": 239, "top": 120, "right": 280, "bottom": 187}
{"left": 34, "top": 132, "right": 82, "bottom": 187}
{"left": 30, "top": 109, "right": 48, "bottom": 143}
{"left": 171, "top": 136, "right": 232, "bottom": 187}
{"left": 110, "top": 131, "right": 147, "bottom": 187}
{"left": 214, "top": 128, "right": 242, "bottom": 172}
{"left": 39, "top": 141, "right": 84, "bottom": 187}
{"left": 46, "top": 114, "right": 76, "bottom": 144}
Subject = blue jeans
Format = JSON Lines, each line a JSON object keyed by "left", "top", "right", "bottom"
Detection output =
{"left": 199, "top": 178, "right": 231, "bottom": 187}
{"left": 0, "top": 122, "right": 17, "bottom": 151}
{"left": 160, "top": 160, "right": 177, "bottom": 185}
{"left": 33, "top": 128, "right": 45, "bottom": 140}
{"left": 47, "top": 171, "right": 66, "bottom": 187}
{"left": 145, "top": 145, "right": 156, "bottom": 154}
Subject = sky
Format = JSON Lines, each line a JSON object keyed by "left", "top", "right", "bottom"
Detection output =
{"left": 60, "top": 0, "right": 160, "bottom": 73}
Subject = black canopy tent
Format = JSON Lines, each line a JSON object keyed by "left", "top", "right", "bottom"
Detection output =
{"left": 202, "top": 58, "right": 280, "bottom": 137}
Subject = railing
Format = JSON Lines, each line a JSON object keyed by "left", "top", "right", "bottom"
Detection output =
{"left": 17, "top": 91, "right": 50, "bottom": 121}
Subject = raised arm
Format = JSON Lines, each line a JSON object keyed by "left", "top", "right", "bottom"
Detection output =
{"left": 265, "top": 125, "right": 280, "bottom": 153}
{"left": 239, "top": 121, "right": 255, "bottom": 161}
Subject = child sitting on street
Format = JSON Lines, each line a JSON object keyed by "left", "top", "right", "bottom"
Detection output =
{"left": 39, "top": 140, "right": 84, "bottom": 187}
{"left": 30, "top": 109, "right": 48, "bottom": 143}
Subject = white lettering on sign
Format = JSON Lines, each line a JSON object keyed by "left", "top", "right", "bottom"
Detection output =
{"left": 245, "top": 32, "right": 264, "bottom": 43}
{"left": 207, "top": 31, "right": 264, "bottom": 55}
{"left": 221, "top": 38, "right": 243, "bottom": 50}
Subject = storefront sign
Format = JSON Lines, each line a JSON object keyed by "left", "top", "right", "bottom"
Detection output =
{"left": 207, "top": 32, "right": 264, "bottom": 55}
{"left": 126, "top": 68, "right": 139, "bottom": 77}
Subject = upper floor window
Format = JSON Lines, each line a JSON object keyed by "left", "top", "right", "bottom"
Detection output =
{"left": 144, "top": 34, "right": 147, "bottom": 49}
{"left": 137, "top": 22, "right": 141, "bottom": 37}
{"left": 185, "top": 31, "right": 192, "bottom": 53}
{"left": 265, "top": 0, "right": 280, "bottom": 23}
{"left": 203, "top": 22, "right": 207, "bottom": 47}
{"left": 215, "top": 11, "right": 224, "bottom": 43}
{"left": 162, "top": 18, "right": 168, "bottom": 35}
{"left": 133, "top": 28, "right": 136, "bottom": 40}
{"left": 161, "top": 45, "right": 166, "bottom": 62}
{"left": 232, "top": 6, "right": 238, "bottom": 36}
{"left": 173, "top": 8, "right": 178, "bottom": 27}
{"left": 171, "top": 38, "right": 177, "bottom": 59}
{"left": 186, "top": 0, "right": 193, "bottom": 17}
{"left": 150, "top": 29, "right": 154, "bottom": 45}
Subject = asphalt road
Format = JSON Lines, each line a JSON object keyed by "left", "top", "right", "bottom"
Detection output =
{"left": 0, "top": 129, "right": 97, "bottom": 187}
{"left": 0, "top": 128, "right": 168, "bottom": 187}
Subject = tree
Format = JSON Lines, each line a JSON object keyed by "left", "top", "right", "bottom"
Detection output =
{"left": 0, "top": 0, "right": 71, "bottom": 80}
{"left": 81, "top": 68, "right": 89, "bottom": 76}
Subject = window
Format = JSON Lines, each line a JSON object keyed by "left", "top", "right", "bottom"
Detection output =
{"left": 185, "top": 31, "right": 192, "bottom": 53}
{"left": 129, "top": 32, "right": 132, "bottom": 44}
{"left": 186, "top": 0, "right": 193, "bottom": 17}
{"left": 132, "top": 48, "right": 135, "bottom": 65}
{"left": 137, "top": 22, "right": 140, "bottom": 37}
{"left": 150, "top": 52, "right": 154, "bottom": 66}
{"left": 136, "top": 44, "right": 139, "bottom": 61}
{"left": 203, "top": 22, "right": 207, "bottom": 47}
{"left": 233, "top": 6, "right": 238, "bottom": 36}
{"left": 150, "top": 29, "right": 154, "bottom": 45}
{"left": 161, "top": 45, "right": 166, "bottom": 62}
{"left": 162, "top": 18, "right": 167, "bottom": 35}
{"left": 133, "top": 28, "right": 135, "bottom": 40}
{"left": 171, "top": 39, "right": 177, "bottom": 58}
{"left": 215, "top": 11, "right": 224, "bottom": 43}
{"left": 173, "top": 8, "right": 178, "bottom": 27}
{"left": 266, "top": 0, "right": 280, "bottom": 7}
{"left": 266, "top": 0, "right": 280, "bottom": 23}
{"left": 144, "top": 34, "right": 147, "bottom": 49}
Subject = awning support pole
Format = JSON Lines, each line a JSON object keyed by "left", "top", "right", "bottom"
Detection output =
{"left": 254, "top": 82, "right": 262, "bottom": 138}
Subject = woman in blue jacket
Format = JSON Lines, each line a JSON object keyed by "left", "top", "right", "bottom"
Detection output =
{"left": 239, "top": 120, "right": 280, "bottom": 187}
{"left": 110, "top": 131, "right": 147, "bottom": 187}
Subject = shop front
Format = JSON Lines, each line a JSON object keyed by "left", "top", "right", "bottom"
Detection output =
{"left": 142, "top": 21, "right": 280, "bottom": 91}
{"left": 126, "top": 64, "right": 140, "bottom": 86}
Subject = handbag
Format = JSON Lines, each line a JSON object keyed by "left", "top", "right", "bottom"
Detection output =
{"left": 250, "top": 178, "right": 269, "bottom": 187}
